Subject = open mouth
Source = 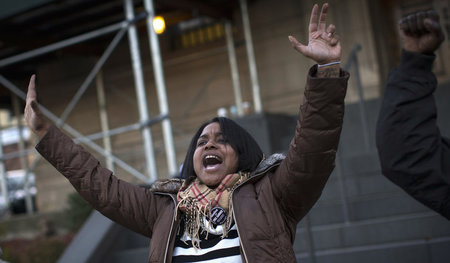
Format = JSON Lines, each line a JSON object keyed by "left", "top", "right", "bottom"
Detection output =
{"left": 203, "top": 155, "right": 223, "bottom": 169}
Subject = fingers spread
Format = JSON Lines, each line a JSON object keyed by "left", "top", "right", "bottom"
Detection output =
{"left": 288, "top": 35, "right": 308, "bottom": 55}
{"left": 288, "top": 35, "right": 299, "bottom": 45}
{"left": 288, "top": 35, "right": 302, "bottom": 48}
{"left": 327, "top": 24, "right": 336, "bottom": 37}
{"left": 330, "top": 34, "right": 340, "bottom": 46}
{"left": 309, "top": 4, "right": 319, "bottom": 33}
{"left": 318, "top": 3, "right": 329, "bottom": 32}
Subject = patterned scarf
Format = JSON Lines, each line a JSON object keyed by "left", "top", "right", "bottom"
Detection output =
{"left": 176, "top": 172, "right": 249, "bottom": 249}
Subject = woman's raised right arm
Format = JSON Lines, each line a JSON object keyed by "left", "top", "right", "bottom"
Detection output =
{"left": 25, "top": 75, "right": 160, "bottom": 237}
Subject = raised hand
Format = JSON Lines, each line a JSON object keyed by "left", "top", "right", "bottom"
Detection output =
{"left": 399, "top": 10, "right": 444, "bottom": 54}
{"left": 288, "top": 3, "right": 341, "bottom": 65}
{"left": 25, "top": 75, "right": 50, "bottom": 138}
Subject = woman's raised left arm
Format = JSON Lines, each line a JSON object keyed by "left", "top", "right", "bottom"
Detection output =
{"left": 272, "top": 3, "right": 349, "bottom": 223}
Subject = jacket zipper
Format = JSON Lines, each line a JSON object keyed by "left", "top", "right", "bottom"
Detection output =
{"left": 231, "top": 166, "right": 275, "bottom": 263}
{"left": 155, "top": 192, "right": 177, "bottom": 263}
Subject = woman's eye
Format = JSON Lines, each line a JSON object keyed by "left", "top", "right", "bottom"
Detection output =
{"left": 197, "top": 141, "right": 206, "bottom": 147}
{"left": 217, "top": 138, "right": 226, "bottom": 144}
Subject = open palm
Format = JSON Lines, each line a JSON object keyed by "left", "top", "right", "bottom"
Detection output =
{"left": 288, "top": 3, "right": 341, "bottom": 64}
{"left": 25, "top": 75, "right": 50, "bottom": 138}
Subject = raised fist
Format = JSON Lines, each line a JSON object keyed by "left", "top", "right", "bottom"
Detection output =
{"left": 399, "top": 10, "right": 444, "bottom": 54}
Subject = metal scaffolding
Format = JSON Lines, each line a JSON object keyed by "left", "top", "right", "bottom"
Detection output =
{"left": 0, "top": 0, "right": 263, "bottom": 215}
{"left": 0, "top": 0, "right": 177, "bottom": 213}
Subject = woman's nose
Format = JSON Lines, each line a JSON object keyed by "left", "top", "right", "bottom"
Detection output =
{"left": 205, "top": 141, "right": 217, "bottom": 150}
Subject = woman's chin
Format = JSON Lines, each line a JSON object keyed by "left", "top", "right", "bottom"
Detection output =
{"left": 198, "top": 174, "right": 225, "bottom": 188}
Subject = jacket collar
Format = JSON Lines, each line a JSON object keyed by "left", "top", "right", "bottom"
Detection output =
{"left": 150, "top": 153, "right": 286, "bottom": 194}
{"left": 251, "top": 153, "right": 285, "bottom": 177}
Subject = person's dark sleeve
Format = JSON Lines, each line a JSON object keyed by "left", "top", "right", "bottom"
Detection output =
{"left": 36, "top": 125, "right": 159, "bottom": 237}
{"left": 376, "top": 50, "right": 450, "bottom": 219}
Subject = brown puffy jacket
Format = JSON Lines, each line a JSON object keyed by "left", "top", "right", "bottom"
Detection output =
{"left": 36, "top": 66, "right": 349, "bottom": 262}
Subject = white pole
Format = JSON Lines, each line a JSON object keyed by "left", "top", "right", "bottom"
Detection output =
{"left": 240, "top": 0, "right": 262, "bottom": 113}
{"left": 96, "top": 71, "right": 114, "bottom": 171}
{"left": 225, "top": 21, "right": 244, "bottom": 116}
{"left": 0, "top": 121, "right": 9, "bottom": 212}
{"left": 143, "top": 0, "right": 178, "bottom": 176}
{"left": 124, "top": 0, "right": 158, "bottom": 182}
